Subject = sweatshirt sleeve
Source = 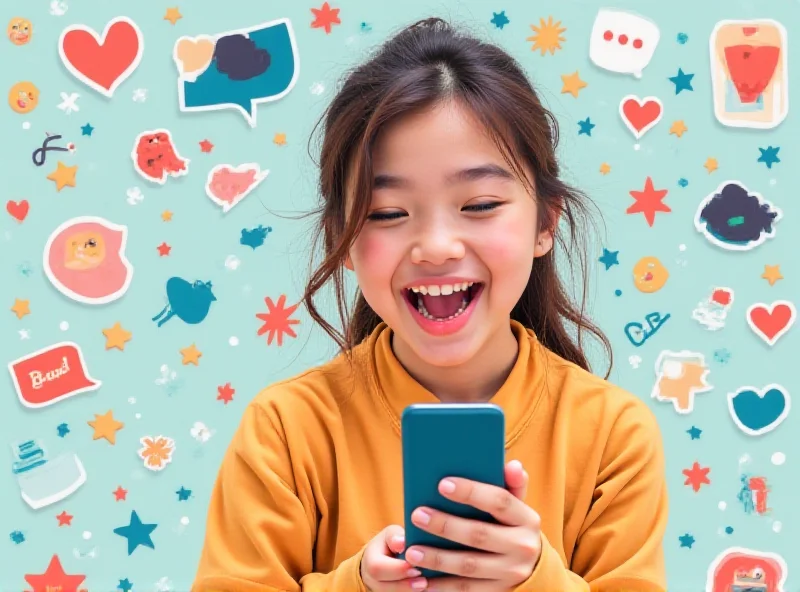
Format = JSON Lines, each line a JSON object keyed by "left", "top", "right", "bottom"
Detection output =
{"left": 192, "top": 401, "right": 368, "bottom": 592}
{"left": 514, "top": 402, "right": 668, "bottom": 592}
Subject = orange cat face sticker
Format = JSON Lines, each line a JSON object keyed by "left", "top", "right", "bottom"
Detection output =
{"left": 44, "top": 217, "right": 133, "bottom": 305}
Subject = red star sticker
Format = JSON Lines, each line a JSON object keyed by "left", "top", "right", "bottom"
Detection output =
{"left": 683, "top": 461, "right": 711, "bottom": 492}
{"left": 311, "top": 2, "right": 341, "bottom": 34}
{"left": 56, "top": 511, "right": 73, "bottom": 526}
{"left": 113, "top": 486, "right": 128, "bottom": 501}
{"left": 627, "top": 176, "right": 670, "bottom": 227}
{"left": 157, "top": 242, "right": 172, "bottom": 256}
{"left": 24, "top": 554, "right": 86, "bottom": 592}
{"left": 217, "top": 382, "right": 235, "bottom": 404}
{"left": 199, "top": 139, "right": 214, "bottom": 153}
{"left": 256, "top": 294, "right": 301, "bottom": 346}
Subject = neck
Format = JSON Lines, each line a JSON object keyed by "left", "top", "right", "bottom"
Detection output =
{"left": 391, "top": 322, "right": 519, "bottom": 403}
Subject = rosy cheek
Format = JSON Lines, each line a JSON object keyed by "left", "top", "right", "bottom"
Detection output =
{"left": 352, "top": 230, "right": 397, "bottom": 269}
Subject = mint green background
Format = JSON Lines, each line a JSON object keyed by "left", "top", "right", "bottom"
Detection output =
{"left": 1, "top": 0, "right": 796, "bottom": 589}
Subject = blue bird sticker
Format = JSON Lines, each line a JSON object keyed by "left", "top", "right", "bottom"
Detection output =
{"left": 727, "top": 384, "right": 790, "bottom": 436}
{"left": 152, "top": 278, "right": 217, "bottom": 327}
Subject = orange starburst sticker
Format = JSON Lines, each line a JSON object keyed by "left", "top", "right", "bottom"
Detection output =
{"left": 256, "top": 294, "right": 300, "bottom": 346}
{"left": 137, "top": 435, "right": 175, "bottom": 471}
{"left": 527, "top": 16, "right": 566, "bottom": 56}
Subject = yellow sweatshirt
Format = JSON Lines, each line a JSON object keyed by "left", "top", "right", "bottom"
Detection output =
{"left": 193, "top": 321, "right": 668, "bottom": 592}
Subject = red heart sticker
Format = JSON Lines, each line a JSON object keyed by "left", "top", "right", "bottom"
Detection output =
{"left": 6, "top": 199, "right": 29, "bottom": 222}
{"left": 619, "top": 95, "right": 664, "bottom": 140}
{"left": 747, "top": 301, "right": 796, "bottom": 346}
{"left": 58, "top": 17, "right": 143, "bottom": 97}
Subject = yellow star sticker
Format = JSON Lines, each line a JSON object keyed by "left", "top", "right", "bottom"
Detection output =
{"left": 560, "top": 71, "right": 587, "bottom": 98}
{"left": 762, "top": 265, "right": 783, "bottom": 286}
{"left": 161, "top": 210, "right": 173, "bottom": 222}
{"left": 103, "top": 322, "right": 132, "bottom": 351}
{"left": 704, "top": 158, "right": 718, "bottom": 174}
{"left": 11, "top": 298, "right": 30, "bottom": 319}
{"left": 599, "top": 163, "right": 611, "bottom": 175}
{"left": 164, "top": 7, "right": 182, "bottom": 25}
{"left": 669, "top": 120, "right": 688, "bottom": 137}
{"left": 273, "top": 133, "right": 287, "bottom": 146}
{"left": 88, "top": 410, "right": 125, "bottom": 445}
{"left": 180, "top": 344, "right": 202, "bottom": 366}
{"left": 47, "top": 161, "right": 78, "bottom": 191}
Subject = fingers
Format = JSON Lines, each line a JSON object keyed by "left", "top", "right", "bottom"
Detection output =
{"left": 504, "top": 460, "right": 528, "bottom": 501}
{"left": 424, "top": 576, "right": 502, "bottom": 592}
{"left": 410, "top": 508, "right": 506, "bottom": 553}
{"left": 404, "top": 545, "right": 507, "bottom": 580}
{"left": 437, "top": 477, "right": 538, "bottom": 527}
{"left": 384, "top": 525, "right": 406, "bottom": 555}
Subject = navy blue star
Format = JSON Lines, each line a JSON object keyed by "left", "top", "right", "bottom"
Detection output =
{"left": 598, "top": 248, "right": 619, "bottom": 270}
{"left": 578, "top": 117, "right": 595, "bottom": 136}
{"left": 669, "top": 68, "right": 694, "bottom": 94}
{"left": 118, "top": 578, "right": 134, "bottom": 592}
{"left": 687, "top": 426, "right": 702, "bottom": 440}
{"left": 81, "top": 123, "right": 94, "bottom": 136}
{"left": 113, "top": 511, "right": 157, "bottom": 555}
{"left": 490, "top": 11, "right": 510, "bottom": 29}
{"left": 176, "top": 486, "right": 192, "bottom": 501}
{"left": 679, "top": 533, "right": 695, "bottom": 548}
{"left": 758, "top": 146, "right": 780, "bottom": 169}
{"left": 57, "top": 423, "right": 70, "bottom": 437}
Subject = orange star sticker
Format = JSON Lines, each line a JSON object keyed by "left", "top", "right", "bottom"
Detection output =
{"left": 161, "top": 210, "right": 173, "bottom": 222}
{"left": 599, "top": 163, "right": 611, "bottom": 175}
{"left": 560, "top": 71, "right": 587, "bottom": 98}
{"left": 164, "top": 7, "right": 182, "bottom": 25}
{"left": 24, "top": 555, "right": 85, "bottom": 592}
{"left": 180, "top": 344, "right": 202, "bottom": 365}
{"left": 311, "top": 2, "right": 341, "bottom": 34}
{"left": 669, "top": 120, "right": 688, "bottom": 137}
{"left": 102, "top": 322, "right": 132, "bottom": 351}
{"left": 256, "top": 294, "right": 300, "bottom": 346}
{"left": 11, "top": 298, "right": 30, "bottom": 319}
{"left": 762, "top": 265, "right": 783, "bottom": 286}
{"left": 704, "top": 157, "right": 718, "bottom": 173}
{"left": 47, "top": 161, "right": 78, "bottom": 191}
{"left": 683, "top": 461, "right": 711, "bottom": 492}
{"left": 273, "top": 132, "right": 287, "bottom": 146}
{"left": 627, "top": 177, "right": 670, "bottom": 227}
{"left": 88, "top": 410, "right": 124, "bottom": 445}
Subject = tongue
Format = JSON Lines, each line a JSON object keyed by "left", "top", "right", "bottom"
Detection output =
{"left": 421, "top": 292, "right": 464, "bottom": 318}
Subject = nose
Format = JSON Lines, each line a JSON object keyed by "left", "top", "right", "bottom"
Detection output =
{"left": 410, "top": 219, "right": 466, "bottom": 266}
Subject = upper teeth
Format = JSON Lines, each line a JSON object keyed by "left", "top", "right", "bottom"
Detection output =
{"left": 409, "top": 282, "right": 474, "bottom": 296}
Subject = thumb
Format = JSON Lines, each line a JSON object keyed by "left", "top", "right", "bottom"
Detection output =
{"left": 383, "top": 525, "right": 406, "bottom": 555}
{"left": 505, "top": 459, "right": 528, "bottom": 501}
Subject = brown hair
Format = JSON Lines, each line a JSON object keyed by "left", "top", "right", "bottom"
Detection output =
{"left": 302, "top": 17, "right": 612, "bottom": 375}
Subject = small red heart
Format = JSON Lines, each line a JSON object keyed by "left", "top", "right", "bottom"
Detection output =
{"left": 6, "top": 200, "right": 29, "bottom": 222}
{"left": 748, "top": 301, "right": 796, "bottom": 345}
{"left": 620, "top": 95, "right": 663, "bottom": 139}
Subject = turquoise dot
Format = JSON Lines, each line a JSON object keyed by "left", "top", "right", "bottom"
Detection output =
{"left": 725, "top": 526, "right": 733, "bottom": 534}
{"left": 677, "top": 32, "right": 689, "bottom": 44}
{"left": 614, "top": 289, "right": 622, "bottom": 297}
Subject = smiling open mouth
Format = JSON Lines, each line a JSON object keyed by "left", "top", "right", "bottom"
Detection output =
{"left": 403, "top": 282, "right": 484, "bottom": 322}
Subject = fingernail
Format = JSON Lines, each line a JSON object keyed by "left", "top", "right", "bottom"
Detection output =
{"left": 392, "top": 535, "right": 405, "bottom": 547}
{"left": 509, "top": 460, "right": 522, "bottom": 470}
{"left": 406, "top": 568, "right": 421, "bottom": 577}
{"left": 406, "top": 549, "right": 424, "bottom": 563}
{"left": 413, "top": 509, "right": 431, "bottom": 525}
{"left": 411, "top": 578, "right": 427, "bottom": 590}
{"left": 440, "top": 479, "right": 456, "bottom": 493}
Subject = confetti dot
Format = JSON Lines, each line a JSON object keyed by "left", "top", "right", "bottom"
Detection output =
{"left": 678, "top": 178, "right": 689, "bottom": 188}
{"left": 128, "top": 397, "right": 136, "bottom": 404}
{"left": 59, "top": 321, "right": 69, "bottom": 331}
{"left": 180, "top": 517, "right": 190, "bottom": 526}
{"left": 677, "top": 32, "right": 688, "bottom": 44}
{"left": 614, "top": 289, "right": 622, "bottom": 297}
{"left": 770, "top": 179, "right": 777, "bottom": 186}
{"left": 678, "top": 244, "right": 686, "bottom": 251}
{"left": 135, "top": 413, "right": 141, "bottom": 419}
{"left": 633, "top": 144, "right": 641, "bottom": 151}
{"left": 229, "top": 336, "right": 239, "bottom": 347}
{"left": 718, "top": 501, "right": 727, "bottom": 511}
{"left": 773, "top": 521, "right": 782, "bottom": 533}
{"left": 224, "top": 255, "right": 241, "bottom": 271}
{"left": 771, "top": 452, "right": 786, "bottom": 465}
{"left": 739, "top": 454, "right": 751, "bottom": 465}
{"left": 82, "top": 531, "right": 92, "bottom": 540}
{"left": 725, "top": 526, "right": 734, "bottom": 534}
{"left": 22, "top": 122, "right": 31, "bottom": 130}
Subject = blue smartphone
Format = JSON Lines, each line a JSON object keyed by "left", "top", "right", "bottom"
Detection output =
{"left": 400, "top": 403, "right": 506, "bottom": 578}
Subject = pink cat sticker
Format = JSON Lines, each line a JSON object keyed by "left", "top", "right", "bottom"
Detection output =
{"left": 43, "top": 217, "right": 133, "bottom": 305}
{"left": 204, "top": 163, "right": 269, "bottom": 213}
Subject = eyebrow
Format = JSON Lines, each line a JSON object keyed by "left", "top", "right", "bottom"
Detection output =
{"left": 373, "top": 163, "right": 516, "bottom": 189}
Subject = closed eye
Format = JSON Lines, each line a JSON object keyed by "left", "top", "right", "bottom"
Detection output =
{"left": 367, "top": 211, "right": 406, "bottom": 221}
{"left": 463, "top": 202, "right": 501, "bottom": 212}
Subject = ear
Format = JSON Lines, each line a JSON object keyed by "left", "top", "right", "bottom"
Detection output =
{"left": 534, "top": 228, "right": 554, "bottom": 258}
{"left": 343, "top": 253, "right": 354, "bottom": 271}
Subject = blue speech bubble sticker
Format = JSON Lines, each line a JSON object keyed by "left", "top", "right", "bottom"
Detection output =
{"left": 174, "top": 18, "right": 299, "bottom": 127}
{"left": 727, "top": 384, "right": 791, "bottom": 436}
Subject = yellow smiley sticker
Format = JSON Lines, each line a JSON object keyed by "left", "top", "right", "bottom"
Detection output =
{"left": 8, "top": 81, "right": 38, "bottom": 114}
{"left": 7, "top": 17, "right": 32, "bottom": 46}
{"left": 633, "top": 256, "right": 669, "bottom": 293}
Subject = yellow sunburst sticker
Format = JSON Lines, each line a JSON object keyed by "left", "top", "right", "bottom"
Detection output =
{"left": 526, "top": 16, "right": 566, "bottom": 56}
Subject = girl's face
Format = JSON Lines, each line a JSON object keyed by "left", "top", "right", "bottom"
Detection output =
{"left": 346, "top": 101, "right": 553, "bottom": 367}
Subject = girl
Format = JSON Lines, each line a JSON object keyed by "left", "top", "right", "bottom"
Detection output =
{"left": 194, "top": 17, "right": 668, "bottom": 592}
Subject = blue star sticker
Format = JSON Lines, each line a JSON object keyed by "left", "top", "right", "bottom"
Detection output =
{"left": 176, "top": 486, "right": 192, "bottom": 501}
{"left": 113, "top": 511, "right": 157, "bottom": 555}
{"left": 578, "top": 117, "right": 595, "bottom": 136}
{"left": 758, "top": 146, "right": 780, "bottom": 169}
{"left": 57, "top": 423, "right": 70, "bottom": 437}
{"left": 598, "top": 248, "right": 619, "bottom": 270}
{"left": 679, "top": 533, "right": 695, "bottom": 548}
{"left": 490, "top": 11, "right": 510, "bottom": 29}
{"left": 81, "top": 123, "right": 94, "bottom": 136}
{"left": 118, "top": 578, "right": 133, "bottom": 592}
{"left": 687, "top": 426, "right": 702, "bottom": 440}
{"left": 669, "top": 68, "right": 694, "bottom": 94}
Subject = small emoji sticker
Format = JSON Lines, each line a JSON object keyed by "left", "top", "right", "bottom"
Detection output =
{"left": 632, "top": 256, "right": 669, "bottom": 293}
{"left": 7, "top": 17, "right": 32, "bottom": 46}
{"left": 8, "top": 81, "right": 38, "bottom": 114}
